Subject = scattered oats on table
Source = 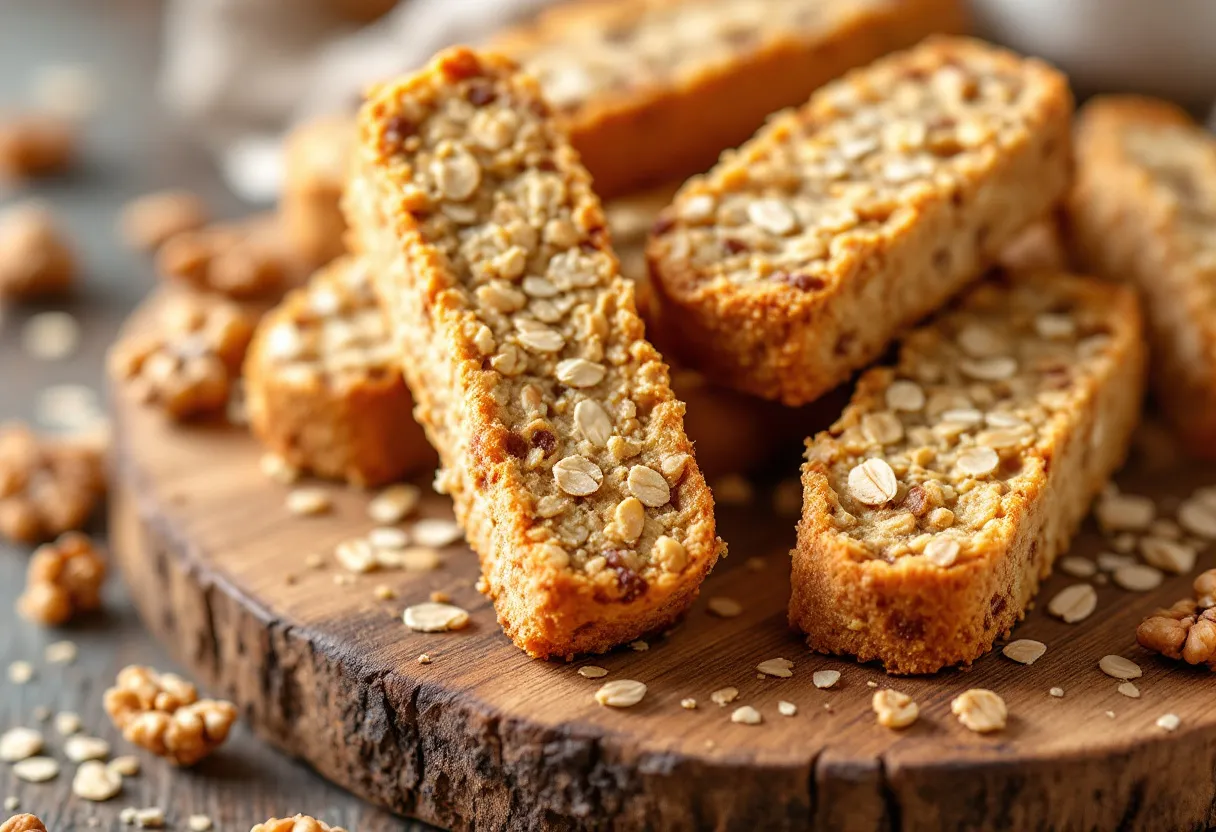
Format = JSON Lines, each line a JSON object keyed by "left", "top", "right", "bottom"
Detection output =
{"left": 1099, "top": 655, "right": 1143, "bottom": 680}
{"left": 756, "top": 658, "right": 794, "bottom": 678}
{"left": 286, "top": 487, "right": 331, "bottom": 516}
{"left": 778, "top": 701, "right": 797, "bottom": 717}
{"left": 7, "top": 660, "right": 34, "bottom": 685}
{"left": 12, "top": 756, "right": 59, "bottom": 783}
{"left": 403, "top": 602, "right": 470, "bottom": 633}
{"left": 55, "top": 710, "right": 82, "bottom": 735}
{"left": 706, "top": 596, "right": 743, "bottom": 618}
{"left": 812, "top": 670, "right": 841, "bottom": 689}
{"left": 577, "top": 666, "right": 608, "bottom": 679}
{"left": 1156, "top": 713, "right": 1181, "bottom": 732}
{"left": 1049, "top": 687, "right": 1065, "bottom": 698}
{"left": 594, "top": 680, "right": 647, "bottom": 708}
{"left": 72, "top": 759, "right": 123, "bottom": 802}
{"left": 22, "top": 310, "right": 80, "bottom": 360}
{"left": 64, "top": 734, "right": 110, "bottom": 762}
{"left": 1047, "top": 584, "right": 1098, "bottom": 624}
{"left": 0, "top": 727, "right": 43, "bottom": 762}
{"left": 710, "top": 687, "right": 739, "bottom": 707}
{"left": 951, "top": 689, "right": 1008, "bottom": 733}
{"left": 44, "top": 639, "right": 78, "bottom": 664}
{"left": 1002, "top": 639, "right": 1047, "bottom": 665}
{"left": 680, "top": 698, "right": 697, "bottom": 710}
{"left": 872, "top": 690, "right": 918, "bottom": 729}
{"left": 731, "top": 705, "right": 762, "bottom": 725}
{"left": 1117, "top": 682, "right": 1141, "bottom": 699}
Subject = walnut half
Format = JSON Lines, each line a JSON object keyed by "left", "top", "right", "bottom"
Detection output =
{"left": 1136, "top": 568, "right": 1216, "bottom": 671}
{"left": 103, "top": 665, "right": 238, "bottom": 766}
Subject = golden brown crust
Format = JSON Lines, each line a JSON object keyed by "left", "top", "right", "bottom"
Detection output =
{"left": 244, "top": 256, "right": 435, "bottom": 487}
{"left": 790, "top": 270, "right": 1146, "bottom": 674}
{"left": 494, "top": 0, "right": 968, "bottom": 198}
{"left": 648, "top": 36, "right": 1074, "bottom": 405}
{"left": 1066, "top": 95, "right": 1216, "bottom": 455}
{"left": 346, "top": 48, "right": 723, "bottom": 658}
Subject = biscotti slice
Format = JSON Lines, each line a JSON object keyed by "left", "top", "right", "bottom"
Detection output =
{"left": 493, "top": 0, "right": 968, "bottom": 198}
{"left": 648, "top": 36, "right": 1073, "bottom": 406}
{"left": 244, "top": 255, "right": 435, "bottom": 487}
{"left": 791, "top": 269, "right": 1145, "bottom": 674}
{"left": 1067, "top": 96, "right": 1216, "bottom": 455}
{"left": 346, "top": 47, "right": 723, "bottom": 658}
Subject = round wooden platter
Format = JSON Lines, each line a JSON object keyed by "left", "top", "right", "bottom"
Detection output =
{"left": 108, "top": 313, "right": 1216, "bottom": 832}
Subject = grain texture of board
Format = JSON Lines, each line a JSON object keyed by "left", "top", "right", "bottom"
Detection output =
{"left": 109, "top": 299, "right": 1216, "bottom": 832}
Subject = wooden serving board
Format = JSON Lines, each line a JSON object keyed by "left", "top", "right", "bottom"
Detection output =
{"left": 109, "top": 299, "right": 1216, "bottom": 832}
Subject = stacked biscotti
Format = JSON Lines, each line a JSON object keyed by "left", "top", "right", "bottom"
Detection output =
{"left": 280, "top": 0, "right": 967, "bottom": 264}
{"left": 345, "top": 48, "right": 724, "bottom": 658}
{"left": 1066, "top": 96, "right": 1216, "bottom": 456}
{"left": 317, "top": 12, "right": 1163, "bottom": 672}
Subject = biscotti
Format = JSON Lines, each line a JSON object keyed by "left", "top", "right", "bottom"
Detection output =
{"left": 1066, "top": 96, "right": 1216, "bottom": 455}
{"left": 790, "top": 270, "right": 1145, "bottom": 674}
{"left": 281, "top": 117, "right": 353, "bottom": 267}
{"left": 648, "top": 36, "right": 1073, "bottom": 406}
{"left": 345, "top": 47, "right": 723, "bottom": 658}
{"left": 494, "top": 0, "right": 968, "bottom": 198}
{"left": 244, "top": 256, "right": 435, "bottom": 487}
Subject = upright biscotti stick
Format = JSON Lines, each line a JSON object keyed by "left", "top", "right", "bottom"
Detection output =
{"left": 648, "top": 36, "right": 1073, "bottom": 406}
{"left": 495, "top": 0, "right": 967, "bottom": 198}
{"left": 1067, "top": 96, "right": 1216, "bottom": 455}
{"left": 791, "top": 270, "right": 1145, "bottom": 674}
{"left": 346, "top": 48, "right": 723, "bottom": 658}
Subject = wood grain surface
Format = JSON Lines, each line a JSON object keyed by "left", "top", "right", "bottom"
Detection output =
{"left": 109, "top": 290, "right": 1216, "bottom": 831}
{"left": 0, "top": 1, "right": 429, "bottom": 828}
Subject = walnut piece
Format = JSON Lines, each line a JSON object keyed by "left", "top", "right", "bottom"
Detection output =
{"left": 0, "top": 815, "right": 47, "bottom": 832}
{"left": 250, "top": 816, "right": 349, "bottom": 832}
{"left": 108, "top": 292, "right": 255, "bottom": 421}
{"left": 120, "top": 190, "right": 210, "bottom": 253}
{"left": 103, "top": 665, "right": 238, "bottom": 766}
{"left": 17, "top": 531, "right": 107, "bottom": 625}
{"left": 156, "top": 213, "right": 299, "bottom": 300}
{"left": 0, "top": 202, "right": 75, "bottom": 300}
{"left": 1136, "top": 568, "right": 1216, "bottom": 671}
{"left": 0, "top": 113, "right": 75, "bottom": 181}
{"left": 0, "top": 422, "right": 105, "bottom": 544}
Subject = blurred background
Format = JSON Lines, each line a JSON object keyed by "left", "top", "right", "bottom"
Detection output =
{"left": 2, "top": 0, "right": 1215, "bottom": 827}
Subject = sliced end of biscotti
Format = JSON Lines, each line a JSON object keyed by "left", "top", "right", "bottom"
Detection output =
{"left": 346, "top": 47, "right": 723, "bottom": 657}
{"left": 790, "top": 269, "right": 1145, "bottom": 674}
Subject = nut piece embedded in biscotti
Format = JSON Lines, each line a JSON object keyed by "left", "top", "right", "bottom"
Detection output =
{"left": 0, "top": 202, "right": 76, "bottom": 301}
{"left": 1068, "top": 96, "right": 1216, "bottom": 457}
{"left": 244, "top": 255, "right": 435, "bottom": 487}
{"left": 345, "top": 47, "right": 724, "bottom": 658}
{"left": 17, "top": 531, "right": 106, "bottom": 626}
{"left": 156, "top": 213, "right": 301, "bottom": 300}
{"left": 491, "top": 0, "right": 967, "bottom": 198}
{"left": 108, "top": 291, "right": 256, "bottom": 421}
{"left": 251, "top": 816, "right": 349, "bottom": 832}
{"left": 103, "top": 665, "right": 237, "bottom": 766}
{"left": 648, "top": 36, "right": 1074, "bottom": 405}
{"left": 790, "top": 270, "right": 1147, "bottom": 674}
{"left": 0, "top": 422, "right": 105, "bottom": 545}
{"left": 282, "top": 116, "right": 354, "bottom": 267}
